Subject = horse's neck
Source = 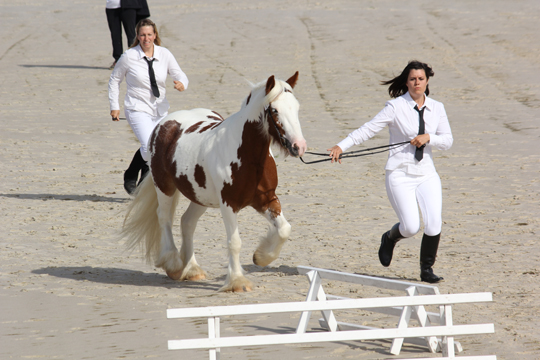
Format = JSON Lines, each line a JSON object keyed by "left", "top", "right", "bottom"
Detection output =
{"left": 223, "top": 105, "right": 271, "bottom": 163}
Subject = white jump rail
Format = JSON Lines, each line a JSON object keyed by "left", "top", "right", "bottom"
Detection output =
{"left": 296, "top": 266, "right": 494, "bottom": 357}
{"left": 167, "top": 286, "right": 495, "bottom": 359}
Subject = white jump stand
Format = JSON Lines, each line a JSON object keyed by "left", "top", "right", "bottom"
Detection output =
{"left": 296, "top": 266, "right": 488, "bottom": 357}
{"left": 166, "top": 267, "right": 495, "bottom": 360}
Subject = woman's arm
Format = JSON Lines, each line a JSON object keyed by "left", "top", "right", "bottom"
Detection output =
{"left": 166, "top": 50, "right": 189, "bottom": 92}
{"left": 108, "top": 54, "right": 128, "bottom": 117}
{"left": 429, "top": 104, "right": 453, "bottom": 150}
{"left": 337, "top": 102, "right": 396, "bottom": 152}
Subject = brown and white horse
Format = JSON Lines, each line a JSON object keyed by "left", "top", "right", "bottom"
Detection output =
{"left": 121, "top": 72, "right": 306, "bottom": 292}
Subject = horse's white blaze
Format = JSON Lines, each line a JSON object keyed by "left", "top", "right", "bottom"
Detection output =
{"left": 272, "top": 91, "right": 306, "bottom": 156}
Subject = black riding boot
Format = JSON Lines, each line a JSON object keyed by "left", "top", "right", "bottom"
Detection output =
{"left": 378, "top": 223, "right": 405, "bottom": 267}
{"left": 420, "top": 233, "right": 444, "bottom": 283}
{"left": 124, "top": 149, "right": 145, "bottom": 195}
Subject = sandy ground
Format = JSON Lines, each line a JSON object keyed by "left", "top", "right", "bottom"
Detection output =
{"left": 1, "top": 0, "right": 539, "bottom": 359}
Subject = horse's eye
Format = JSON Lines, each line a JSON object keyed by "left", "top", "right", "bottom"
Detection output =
{"left": 272, "top": 108, "right": 278, "bottom": 115}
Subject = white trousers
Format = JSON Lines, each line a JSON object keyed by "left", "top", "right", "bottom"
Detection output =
{"left": 385, "top": 169, "right": 442, "bottom": 237}
{"left": 125, "top": 109, "right": 167, "bottom": 161}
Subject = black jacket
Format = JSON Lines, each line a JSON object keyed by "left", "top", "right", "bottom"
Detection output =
{"left": 121, "top": 0, "right": 150, "bottom": 20}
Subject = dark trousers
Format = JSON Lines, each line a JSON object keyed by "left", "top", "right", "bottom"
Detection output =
{"left": 105, "top": 8, "right": 137, "bottom": 61}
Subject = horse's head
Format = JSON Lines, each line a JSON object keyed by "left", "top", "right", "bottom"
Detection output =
{"left": 263, "top": 72, "right": 307, "bottom": 157}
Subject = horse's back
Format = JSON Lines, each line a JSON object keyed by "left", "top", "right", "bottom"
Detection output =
{"left": 163, "top": 108, "right": 224, "bottom": 130}
{"left": 150, "top": 108, "right": 224, "bottom": 154}
{"left": 149, "top": 108, "right": 225, "bottom": 204}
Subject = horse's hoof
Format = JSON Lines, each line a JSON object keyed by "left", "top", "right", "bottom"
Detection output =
{"left": 253, "top": 252, "right": 273, "bottom": 268}
{"left": 185, "top": 273, "right": 206, "bottom": 281}
{"left": 220, "top": 278, "right": 253, "bottom": 292}
{"left": 221, "top": 284, "right": 252, "bottom": 292}
{"left": 180, "top": 264, "right": 207, "bottom": 281}
{"left": 234, "top": 283, "right": 252, "bottom": 292}
{"left": 166, "top": 270, "right": 182, "bottom": 280}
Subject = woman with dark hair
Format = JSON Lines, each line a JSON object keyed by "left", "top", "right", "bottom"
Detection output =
{"left": 109, "top": 19, "right": 189, "bottom": 194}
{"left": 327, "top": 60, "right": 453, "bottom": 283}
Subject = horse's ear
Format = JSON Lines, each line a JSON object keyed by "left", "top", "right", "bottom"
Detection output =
{"left": 286, "top": 71, "right": 299, "bottom": 89}
{"left": 265, "top": 75, "right": 276, "bottom": 95}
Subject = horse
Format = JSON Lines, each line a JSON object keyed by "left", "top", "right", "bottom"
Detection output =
{"left": 120, "top": 72, "right": 306, "bottom": 292}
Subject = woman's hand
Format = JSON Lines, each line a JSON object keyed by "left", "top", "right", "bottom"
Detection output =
{"left": 411, "top": 134, "right": 430, "bottom": 148}
{"left": 327, "top": 145, "right": 343, "bottom": 164}
{"left": 110, "top": 110, "right": 120, "bottom": 121}
{"left": 174, "top": 81, "right": 185, "bottom": 92}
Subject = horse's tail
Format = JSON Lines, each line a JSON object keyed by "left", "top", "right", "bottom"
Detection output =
{"left": 121, "top": 174, "right": 180, "bottom": 264}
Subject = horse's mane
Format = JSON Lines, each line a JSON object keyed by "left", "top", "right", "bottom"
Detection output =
{"left": 242, "top": 77, "right": 293, "bottom": 109}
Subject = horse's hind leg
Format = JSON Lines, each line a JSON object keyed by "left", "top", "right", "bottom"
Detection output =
{"left": 253, "top": 200, "right": 291, "bottom": 267}
{"left": 154, "top": 189, "right": 183, "bottom": 280}
{"left": 179, "top": 202, "right": 207, "bottom": 281}
{"left": 219, "top": 204, "right": 253, "bottom": 292}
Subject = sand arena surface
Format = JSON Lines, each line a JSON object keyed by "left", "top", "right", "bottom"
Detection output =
{"left": 1, "top": 0, "right": 539, "bottom": 359}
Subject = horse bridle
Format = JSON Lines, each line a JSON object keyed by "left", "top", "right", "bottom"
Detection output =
{"left": 265, "top": 103, "right": 295, "bottom": 153}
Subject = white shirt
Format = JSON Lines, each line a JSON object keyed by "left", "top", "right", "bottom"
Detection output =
{"left": 337, "top": 92, "right": 453, "bottom": 175}
{"left": 108, "top": 44, "right": 189, "bottom": 117}
{"left": 106, "top": 0, "right": 121, "bottom": 9}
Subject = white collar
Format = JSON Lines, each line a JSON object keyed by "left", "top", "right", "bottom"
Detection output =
{"left": 135, "top": 44, "right": 161, "bottom": 61}
{"left": 404, "top": 92, "right": 432, "bottom": 111}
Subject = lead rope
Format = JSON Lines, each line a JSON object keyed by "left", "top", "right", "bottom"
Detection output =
{"left": 299, "top": 141, "right": 411, "bottom": 164}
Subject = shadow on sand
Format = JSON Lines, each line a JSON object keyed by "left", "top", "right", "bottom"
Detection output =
{"left": 31, "top": 266, "right": 221, "bottom": 291}
{"left": 20, "top": 64, "right": 111, "bottom": 70}
{"left": 1, "top": 193, "right": 129, "bottom": 203}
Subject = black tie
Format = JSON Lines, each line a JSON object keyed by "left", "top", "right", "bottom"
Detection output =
{"left": 414, "top": 105, "right": 425, "bottom": 161}
{"left": 144, "top": 57, "right": 160, "bottom": 98}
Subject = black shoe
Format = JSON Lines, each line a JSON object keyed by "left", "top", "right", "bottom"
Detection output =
{"left": 379, "top": 232, "right": 396, "bottom": 267}
{"left": 124, "top": 178, "right": 137, "bottom": 195}
{"left": 420, "top": 267, "right": 444, "bottom": 283}
{"left": 419, "top": 233, "right": 443, "bottom": 283}
{"left": 378, "top": 223, "right": 404, "bottom": 267}
{"left": 123, "top": 149, "right": 145, "bottom": 195}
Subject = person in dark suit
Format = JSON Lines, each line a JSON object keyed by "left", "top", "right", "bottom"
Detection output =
{"left": 105, "top": 0, "right": 150, "bottom": 69}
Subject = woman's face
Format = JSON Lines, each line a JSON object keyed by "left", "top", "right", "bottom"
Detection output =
{"left": 406, "top": 69, "right": 428, "bottom": 98}
{"left": 138, "top": 25, "right": 156, "bottom": 53}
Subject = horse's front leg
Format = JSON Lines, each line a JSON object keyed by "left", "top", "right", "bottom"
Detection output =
{"left": 253, "top": 197, "right": 291, "bottom": 267}
{"left": 219, "top": 203, "right": 253, "bottom": 292}
{"left": 179, "top": 201, "right": 207, "bottom": 281}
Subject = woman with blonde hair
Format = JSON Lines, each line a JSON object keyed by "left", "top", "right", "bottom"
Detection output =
{"left": 109, "top": 19, "right": 189, "bottom": 194}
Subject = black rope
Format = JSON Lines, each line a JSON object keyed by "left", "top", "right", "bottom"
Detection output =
{"left": 299, "top": 141, "right": 411, "bottom": 164}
